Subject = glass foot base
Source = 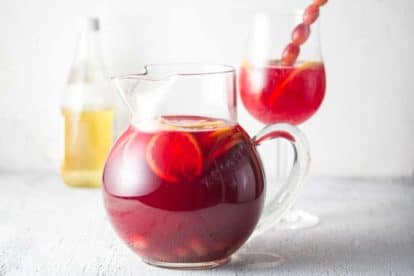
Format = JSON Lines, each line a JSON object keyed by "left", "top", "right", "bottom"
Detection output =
{"left": 276, "top": 209, "right": 320, "bottom": 230}
{"left": 142, "top": 257, "right": 230, "bottom": 269}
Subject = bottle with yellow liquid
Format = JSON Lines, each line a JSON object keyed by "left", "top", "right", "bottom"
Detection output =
{"left": 61, "top": 18, "right": 114, "bottom": 187}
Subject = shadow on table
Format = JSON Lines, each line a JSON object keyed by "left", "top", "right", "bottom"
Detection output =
{"left": 217, "top": 206, "right": 414, "bottom": 273}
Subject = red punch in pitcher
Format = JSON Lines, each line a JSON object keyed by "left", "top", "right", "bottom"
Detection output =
{"left": 103, "top": 64, "right": 310, "bottom": 269}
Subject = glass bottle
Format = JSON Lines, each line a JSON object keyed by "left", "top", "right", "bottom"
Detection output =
{"left": 61, "top": 17, "right": 114, "bottom": 188}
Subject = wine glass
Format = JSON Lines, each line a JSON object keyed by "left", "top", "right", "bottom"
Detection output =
{"left": 239, "top": 10, "right": 326, "bottom": 229}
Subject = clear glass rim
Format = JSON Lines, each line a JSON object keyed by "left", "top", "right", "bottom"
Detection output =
{"left": 112, "top": 63, "right": 235, "bottom": 81}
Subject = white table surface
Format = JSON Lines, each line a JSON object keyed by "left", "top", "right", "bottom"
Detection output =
{"left": 0, "top": 173, "right": 413, "bottom": 276}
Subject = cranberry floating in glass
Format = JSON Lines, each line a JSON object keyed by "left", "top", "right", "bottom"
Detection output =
{"left": 103, "top": 64, "right": 310, "bottom": 269}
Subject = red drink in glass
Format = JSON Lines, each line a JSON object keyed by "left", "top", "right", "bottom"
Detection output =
{"left": 240, "top": 61, "right": 326, "bottom": 125}
{"left": 103, "top": 116, "right": 264, "bottom": 263}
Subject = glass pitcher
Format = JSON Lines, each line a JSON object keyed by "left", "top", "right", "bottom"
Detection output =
{"left": 103, "top": 64, "right": 310, "bottom": 269}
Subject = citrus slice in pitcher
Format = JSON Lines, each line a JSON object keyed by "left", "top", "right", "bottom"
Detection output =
{"left": 146, "top": 131, "right": 203, "bottom": 183}
{"left": 211, "top": 132, "right": 244, "bottom": 160}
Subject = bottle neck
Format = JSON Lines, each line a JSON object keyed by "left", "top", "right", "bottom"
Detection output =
{"left": 68, "top": 27, "right": 107, "bottom": 83}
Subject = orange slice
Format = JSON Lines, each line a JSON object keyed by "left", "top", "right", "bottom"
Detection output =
{"left": 146, "top": 131, "right": 202, "bottom": 183}
{"left": 211, "top": 132, "right": 244, "bottom": 160}
{"left": 269, "top": 61, "right": 321, "bottom": 104}
{"left": 205, "top": 126, "right": 233, "bottom": 142}
{"left": 158, "top": 116, "right": 226, "bottom": 130}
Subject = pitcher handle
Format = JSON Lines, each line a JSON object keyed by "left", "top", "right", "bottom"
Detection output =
{"left": 251, "top": 123, "right": 311, "bottom": 238}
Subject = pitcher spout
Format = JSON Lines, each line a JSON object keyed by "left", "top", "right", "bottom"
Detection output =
{"left": 111, "top": 63, "right": 236, "bottom": 125}
{"left": 111, "top": 68, "right": 177, "bottom": 121}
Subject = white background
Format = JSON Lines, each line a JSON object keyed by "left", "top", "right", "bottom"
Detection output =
{"left": 0, "top": 0, "right": 413, "bottom": 178}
